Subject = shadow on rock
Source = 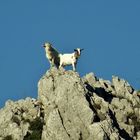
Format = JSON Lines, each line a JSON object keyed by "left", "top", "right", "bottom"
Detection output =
{"left": 85, "top": 82, "right": 115, "bottom": 103}
{"left": 108, "top": 109, "right": 134, "bottom": 140}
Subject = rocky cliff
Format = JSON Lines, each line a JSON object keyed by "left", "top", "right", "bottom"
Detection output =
{"left": 0, "top": 68, "right": 140, "bottom": 140}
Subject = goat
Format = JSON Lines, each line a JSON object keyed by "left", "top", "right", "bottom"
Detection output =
{"left": 59, "top": 48, "right": 84, "bottom": 71}
{"left": 43, "top": 42, "right": 60, "bottom": 68}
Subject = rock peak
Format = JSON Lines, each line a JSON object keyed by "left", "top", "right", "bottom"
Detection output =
{"left": 0, "top": 68, "right": 140, "bottom": 140}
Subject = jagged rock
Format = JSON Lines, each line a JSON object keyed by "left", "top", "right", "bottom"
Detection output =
{"left": 38, "top": 68, "right": 94, "bottom": 140}
{"left": 0, "top": 68, "right": 140, "bottom": 140}
{"left": 0, "top": 98, "right": 44, "bottom": 140}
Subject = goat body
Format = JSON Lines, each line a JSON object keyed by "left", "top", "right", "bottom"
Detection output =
{"left": 43, "top": 42, "right": 83, "bottom": 71}
{"left": 43, "top": 43, "right": 60, "bottom": 68}
{"left": 59, "top": 53, "right": 77, "bottom": 70}
{"left": 59, "top": 48, "right": 83, "bottom": 71}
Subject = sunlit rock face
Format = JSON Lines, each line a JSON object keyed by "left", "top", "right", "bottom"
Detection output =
{"left": 0, "top": 68, "right": 140, "bottom": 140}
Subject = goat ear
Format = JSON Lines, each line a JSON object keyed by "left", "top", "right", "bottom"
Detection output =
{"left": 74, "top": 49, "right": 77, "bottom": 52}
{"left": 80, "top": 49, "right": 84, "bottom": 51}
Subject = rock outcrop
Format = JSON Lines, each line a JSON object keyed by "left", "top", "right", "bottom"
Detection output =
{"left": 0, "top": 68, "right": 140, "bottom": 140}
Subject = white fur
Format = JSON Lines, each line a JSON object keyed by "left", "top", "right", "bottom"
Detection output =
{"left": 59, "top": 48, "right": 82, "bottom": 71}
{"left": 43, "top": 43, "right": 83, "bottom": 71}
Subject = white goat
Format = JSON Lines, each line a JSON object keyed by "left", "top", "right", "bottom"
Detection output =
{"left": 59, "top": 48, "right": 84, "bottom": 71}
{"left": 43, "top": 42, "right": 60, "bottom": 68}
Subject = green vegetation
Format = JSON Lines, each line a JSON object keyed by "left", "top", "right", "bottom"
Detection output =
{"left": 23, "top": 117, "right": 44, "bottom": 140}
{"left": 3, "top": 135, "right": 13, "bottom": 140}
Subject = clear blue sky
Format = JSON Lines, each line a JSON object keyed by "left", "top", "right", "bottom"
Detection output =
{"left": 0, "top": 1, "right": 140, "bottom": 107}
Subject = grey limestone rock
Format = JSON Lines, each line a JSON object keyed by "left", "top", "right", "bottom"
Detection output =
{"left": 38, "top": 68, "right": 93, "bottom": 140}
{"left": 0, "top": 68, "right": 140, "bottom": 140}
{"left": 0, "top": 98, "right": 44, "bottom": 140}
